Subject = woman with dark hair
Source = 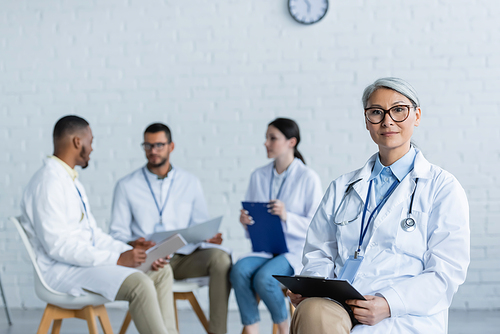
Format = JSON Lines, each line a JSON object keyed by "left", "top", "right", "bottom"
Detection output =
{"left": 230, "top": 118, "right": 323, "bottom": 334}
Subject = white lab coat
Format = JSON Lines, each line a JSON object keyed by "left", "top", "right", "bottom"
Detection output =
{"left": 20, "top": 158, "right": 136, "bottom": 301}
{"left": 109, "top": 166, "right": 217, "bottom": 255}
{"left": 243, "top": 158, "right": 323, "bottom": 274}
{"left": 302, "top": 149, "right": 470, "bottom": 333}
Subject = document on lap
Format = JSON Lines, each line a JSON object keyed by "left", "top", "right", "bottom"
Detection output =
{"left": 242, "top": 202, "right": 288, "bottom": 255}
{"left": 146, "top": 216, "right": 223, "bottom": 244}
{"left": 137, "top": 234, "right": 187, "bottom": 272}
{"left": 273, "top": 275, "right": 365, "bottom": 323}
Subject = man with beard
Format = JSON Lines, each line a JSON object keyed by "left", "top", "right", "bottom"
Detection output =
{"left": 109, "top": 123, "right": 231, "bottom": 334}
{"left": 20, "top": 116, "right": 178, "bottom": 334}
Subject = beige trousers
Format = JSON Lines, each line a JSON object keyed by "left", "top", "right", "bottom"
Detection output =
{"left": 290, "top": 298, "right": 352, "bottom": 334}
{"left": 170, "top": 248, "right": 232, "bottom": 334}
{"left": 116, "top": 266, "right": 177, "bottom": 334}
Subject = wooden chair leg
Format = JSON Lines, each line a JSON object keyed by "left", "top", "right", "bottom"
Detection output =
{"left": 119, "top": 311, "right": 132, "bottom": 334}
{"left": 94, "top": 305, "right": 114, "bottom": 334}
{"left": 37, "top": 305, "right": 56, "bottom": 334}
{"left": 37, "top": 304, "right": 75, "bottom": 334}
{"left": 51, "top": 319, "right": 62, "bottom": 334}
{"left": 272, "top": 323, "right": 278, "bottom": 334}
{"left": 78, "top": 305, "right": 99, "bottom": 334}
{"left": 186, "top": 292, "right": 209, "bottom": 333}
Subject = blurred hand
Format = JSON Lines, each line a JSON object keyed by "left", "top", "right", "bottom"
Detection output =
{"left": 129, "top": 237, "right": 155, "bottom": 250}
{"left": 346, "top": 295, "right": 391, "bottom": 326}
{"left": 151, "top": 257, "right": 168, "bottom": 271}
{"left": 240, "top": 209, "right": 254, "bottom": 226}
{"left": 117, "top": 248, "right": 147, "bottom": 268}
{"left": 268, "top": 200, "right": 287, "bottom": 221}
{"left": 206, "top": 232, "right": 223, "bottom": 245}
{"left": 287, "top": 290, "right": 307, "bottom": 307}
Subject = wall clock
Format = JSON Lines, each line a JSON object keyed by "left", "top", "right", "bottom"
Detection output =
{"left": 288, "top": 0, "right": 329, "bottom": 25}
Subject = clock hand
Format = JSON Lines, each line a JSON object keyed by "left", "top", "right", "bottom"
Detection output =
{"left": 303, "top": 0, "right": 311, "bottom": 13}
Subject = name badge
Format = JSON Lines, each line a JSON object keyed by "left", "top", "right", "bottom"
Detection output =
{"left": 338, "top": 255, "right": 363, "bottom": 283}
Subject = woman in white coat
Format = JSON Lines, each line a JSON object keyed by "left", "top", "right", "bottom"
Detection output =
{"left": 288, "top": 78, "right": 470, "bottom": 334}
{"left": 230, "top": 118, "right": 323, "bottom": 334}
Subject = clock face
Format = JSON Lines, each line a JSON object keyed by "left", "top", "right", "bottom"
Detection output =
{"left": 288, "top": 0, "right": 328, "bottom": 25}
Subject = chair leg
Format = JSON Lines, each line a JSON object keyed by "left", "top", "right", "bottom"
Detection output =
{"left": 119, "top": 311, "right": 132, "bottom": 334}
{"left": 94, "top": 305, "right": 114, "bottom": 334}
{"left": 186, "top": 292, "right": 210, "bottom": 333}
{"left": 78, "top": 305, "right": 99, "bottom": 334}
{"left": 51, "top": 319, "right": 62, "bottom": 334}
{"left": 37, "top": 304, "right": 74, "bottom": 334}
{"left": 37, "top": 306, "right": 54, "bottom": 334}
{"left": 272, "top": 323, "right": 278, "bottom": 334}
{"left": 0, "top": 273, "right": 12, "bottom": 326}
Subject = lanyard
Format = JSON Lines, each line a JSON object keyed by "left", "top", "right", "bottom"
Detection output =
{"left": 142, "top": 167, "right": 175, "bottom": 222}
{"left": 269, "top": 169, "right": 288, "bottom": 200}
{"left": 75, "top": 185, "right": 88, "bottom": 217}
{"left": 75, "top": 184, "right": 95, "bottom": 246}
{"left": 356, "top": 179, "right": 399, "bottom": 258}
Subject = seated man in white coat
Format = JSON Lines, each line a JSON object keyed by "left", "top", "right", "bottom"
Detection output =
{"left": 109, "top": 123, "right": 232, "bottom": 334}
{"left": 21, "top": 115, "right": 178, "bottom": 334}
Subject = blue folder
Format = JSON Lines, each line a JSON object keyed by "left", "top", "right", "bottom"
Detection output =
{"left": 242, "top": 202, "right": 288, "bottom": 255}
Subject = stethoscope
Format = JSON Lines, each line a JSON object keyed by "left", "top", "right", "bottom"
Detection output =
{"left": 401, "top": 179, "right": 418, "bottom": 232}
{"left": 333, "top": 177, "right": 419, "bottom": 234}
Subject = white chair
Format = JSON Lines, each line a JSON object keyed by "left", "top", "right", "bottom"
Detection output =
{"left": 10, "top": 216, "right": 116, "bottom": 334}
{"left": 119, "top": 277, "right": 210, "bottom": 334}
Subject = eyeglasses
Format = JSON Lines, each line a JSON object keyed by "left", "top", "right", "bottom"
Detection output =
{"left": 364, "top": 105, "right": 413, "bottom": 124}
{"left": 141, "top": 142, "right": 169, "bottom": 151}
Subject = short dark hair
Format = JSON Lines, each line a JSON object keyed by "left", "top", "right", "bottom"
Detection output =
{"left": 144, "top": 123, "right": 172, "bottom": 143}
{"left": 53, "top": 115, "right": 89, "bottom": 141}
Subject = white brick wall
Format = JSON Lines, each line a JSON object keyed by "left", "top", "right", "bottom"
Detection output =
{"left": 1, "top": 0, "right": 499, "bottom": 311}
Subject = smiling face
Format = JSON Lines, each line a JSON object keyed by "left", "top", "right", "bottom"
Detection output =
{"left": 365, "top": 88, "right": 421, "bottom": 163}
{"left": 264, "top": 125, "right": 296, "bottom": 159}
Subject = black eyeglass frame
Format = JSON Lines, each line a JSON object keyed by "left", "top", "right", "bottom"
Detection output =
{"left": 364, "top": 104, "right": 415, "bottom": 124}
{"left": 141, "top": 142, "right": 170, "bottom": 150}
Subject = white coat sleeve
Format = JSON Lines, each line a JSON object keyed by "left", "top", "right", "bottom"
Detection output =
{"left": 283, "top": 172, "right": 323, "bottom": 239}
{"left": 300, "top": 183, "right": 339, "bottom": 278}
{"left": 32, "top": 179, "right": 126, "bottom": 267}
{"left": 378, "top": 175, "right": 470, "bottom": 317}
{"left": 109, "top": 181, "right": 134, "bottom": 243}
{"left": 189, "top": 178, "right": 210, "bottom": 226}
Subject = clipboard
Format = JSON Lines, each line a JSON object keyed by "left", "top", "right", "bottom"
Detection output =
{"left": 137, "top": 234, "right": 187, "bottom": 272}
{"left": 273, "top": 275, "right": 365, "bottom": 324}
{"left": 242, "top": 202, "right": 288, "bottom": 255}
{"left": 147, "top": 216, "right": 223, "bottom": 244}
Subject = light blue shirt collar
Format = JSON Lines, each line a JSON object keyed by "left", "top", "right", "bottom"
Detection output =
{"left": 369, "top": 146, "right": 417, "bottom": 182}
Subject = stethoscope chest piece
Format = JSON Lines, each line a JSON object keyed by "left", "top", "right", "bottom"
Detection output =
{"left": 401, "top": 217, "right": 416, "bottom": 232}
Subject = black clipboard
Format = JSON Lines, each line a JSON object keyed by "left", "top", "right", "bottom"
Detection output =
{"left": 242, "top": 202, "right": 288, "bottom": 255}
{"left": 273, "top": 275, "right": 365, "bottom": 324}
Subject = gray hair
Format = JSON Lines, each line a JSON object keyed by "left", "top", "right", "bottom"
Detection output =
{"left": 362, "top": 77, "right": 420, "bottom": 108}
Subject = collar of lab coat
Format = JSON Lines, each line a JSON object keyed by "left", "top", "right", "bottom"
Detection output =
{"left": 264, "top": 157, "right": 305, "bottom": 180}
{"left": 49, "top": 155, "right": 79, "bottom": 181}
{"left": 347, "top": 148, "right": 433, "bottom": 207}
{"left": 44, "top": 157, "right": 77, "bottom": 181}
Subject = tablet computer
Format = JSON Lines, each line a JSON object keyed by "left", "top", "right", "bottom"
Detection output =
{"left": 138, "top": 234, "right": 187, "bottom": 272}
{"left": 147, "top": 216, "right": 223, "bottom": 244}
